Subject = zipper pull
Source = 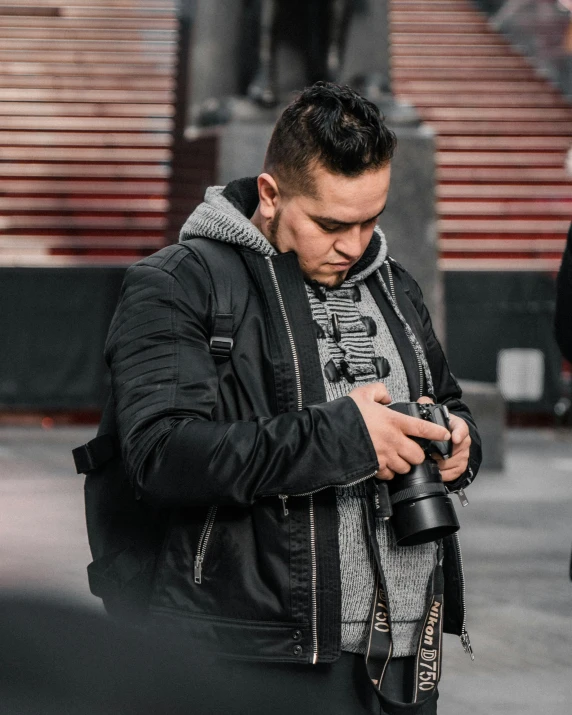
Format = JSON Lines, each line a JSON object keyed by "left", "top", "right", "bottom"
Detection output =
{"left": 279, "top": 494, "right": 289, "bottom": 517}
{"left": 461, "top": 631, "right": 474, "bottom": 660}
{"left": 457, "top": 489, "right": 469, "bottom": 507}
{"left": 194, "top": 556, "right": 203, "bottom": 584}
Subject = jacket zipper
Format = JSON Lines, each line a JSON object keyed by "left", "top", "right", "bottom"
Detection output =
{"left": 308, "top": 495, "right": 318, "bottom": 664}
{"left": 266, "top": 256, "right": 320, "bottom": 662}
{"left": 453, "top": 531, "right": 474, "bottom": 659}
{"left": 194, "top": 505, "right": 218, "bottom": 585}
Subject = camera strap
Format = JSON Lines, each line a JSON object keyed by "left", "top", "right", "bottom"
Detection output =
{"left": 364, "top": 486, "right": 444, "bottom": 711}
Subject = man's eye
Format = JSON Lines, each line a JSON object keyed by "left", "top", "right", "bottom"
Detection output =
{"left": 319, "top": 224, "right": 339, "bottom": 233}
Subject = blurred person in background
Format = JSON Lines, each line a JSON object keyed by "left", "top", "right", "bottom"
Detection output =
{"left": 103, "top": 82, "right": 481, "bottom": 714}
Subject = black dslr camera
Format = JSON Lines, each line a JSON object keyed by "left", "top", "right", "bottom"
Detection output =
{"left": 382, "top": 402, "right": 460, "bottom": 546}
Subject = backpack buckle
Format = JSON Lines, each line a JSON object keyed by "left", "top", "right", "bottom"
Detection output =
{"left": 209, "top": 336, "right": 234, "bottom": 359}
{"left": 73, "top": 434, "right": 117, "bottom": 474}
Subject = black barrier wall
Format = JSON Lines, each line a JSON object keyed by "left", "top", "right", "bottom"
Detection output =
{"left": 1, "top": 268, "right": 562, "bottom": 415}
{"left": 0, "top": 267, "right": 126, "bottom": 411}
{"left": 445, "top": 272, "right": 561, "bottom": 415}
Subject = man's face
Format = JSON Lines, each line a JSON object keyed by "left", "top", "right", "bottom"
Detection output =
{"left": 265, "top": 162, "right": 391, "bottom": 288}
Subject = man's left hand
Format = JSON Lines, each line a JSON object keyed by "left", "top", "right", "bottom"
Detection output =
{"left": 435, "top": 413, "right": 471, "bottom": 483}
{"left": 417, "top": 398, "right": 471, "bottom": 483}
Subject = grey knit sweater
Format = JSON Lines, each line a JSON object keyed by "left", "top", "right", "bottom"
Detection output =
{"left": 180, "top": 183, "right": 436, "bottom": 657}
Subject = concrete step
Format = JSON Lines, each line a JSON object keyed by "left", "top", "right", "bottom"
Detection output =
{"left": 439, "top": 201, "right": 572, "bottom": 217}
{"left": 0, "top": 197, "right": 167, "bottom": 212}
{"left": 0, "top": 61, "right": 173, "bottom": 76}
{"left": 426, "top": 120, "right": 572, "bottom": 135}
{"left": 0, "top": 88, "right": 173, "bottom": 103}
{"left": 0, "top": 38, "right": 177, "bottom": 53}
{"left": 0, "top": 179, "right": 167, "bottom": 196}
{"left": 391, "top": 21, "right": 490, "bottom": 33}
{"left": 0, "top": 15, "right": 176, "bottom": 27}
{"left": 0, "top": 146, "right": 170, "bottom": 162}
{"left": 393, "top": 68, "right": 536, "bottom": 80}
{"left": 394, "top": 80, "right": 558, "bottom": 94}
{"left": 0, "top": 50, "right": 175, "bottom": 64}
{"left": 403, "top": 93, "right": 567, "bottom": 108}
{"left": 0, "top": 162, "right": 169, "bottom": 178}
{"left": 0, "top": 27, "right": 176, "bottom": 40}
{"left": 0, "top": 215, "right": 166, "bottom": 231}
{"left": 391, "top": 7, "right": 479, "bottom": 16}
{"left": 393, "top": 56, "right": 529, "bottom": 68}
{"left": 440, "top": 218, "right": 570, "bottom": 234}
{"left": 393, "top": 45, "right": 521, "bottom": 57}
{"left": 0, "top": 131, "right": 170, "bottom": 147}
{"left": 436, "top": 136, "right": 572, "bottom": 151}
{"left": 15, "top": 0, "right": 172, "bottom": 6}
{"left": 437, "top": 152, "right": 569, "bottom": 167}
{"left": 440, "top": 237, "right": 567, "bottom": 253}
{"left": 439, "top": 256, "right": 564, "bottom": 270}
{"left": 0, "top": 115, "right": 172, "bottom": 130}
{"left": 0, "top": 74, "right": 173, "bottom": 89}
{"left": 438, "top": 166, "right": 571, "bottom": 181}
{"left": 0, "top": 102, "right": 174, "bottom": 118}
{"left": 392, "top": 33, "right": 506, "bottom": 46}
{"left": 438, "top": 184, "right": 572, "bottom": 199}
{"left": 421, "top": 107, "right": 572, "bottom": 121}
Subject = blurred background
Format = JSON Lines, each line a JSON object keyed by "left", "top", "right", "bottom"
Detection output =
{"left": 0, "top": 0, "right": 571, "bottom": 713}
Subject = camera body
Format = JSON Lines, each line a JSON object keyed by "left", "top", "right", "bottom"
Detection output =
{"left": 385, "top": 402, "right": 460, "bottom": 546}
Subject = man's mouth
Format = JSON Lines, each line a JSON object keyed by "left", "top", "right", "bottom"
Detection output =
{"left": 330, "top": 262, "right": 353, "bottom": 271}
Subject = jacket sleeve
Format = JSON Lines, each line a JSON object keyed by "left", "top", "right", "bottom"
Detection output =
{"left": 555, "top": 223, "right": 572, "bottom": 363}
{"left": 104, "top": 254, "right": 378, "bottom": 508}
{"left": 396, "top": 266, "right": 482, "bottom": 491}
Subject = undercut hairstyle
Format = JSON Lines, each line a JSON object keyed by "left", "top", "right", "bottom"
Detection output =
{"left": 264, "top": 82, "right": 397, "bottom": 196}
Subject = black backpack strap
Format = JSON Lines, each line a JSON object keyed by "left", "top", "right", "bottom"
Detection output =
{"left": 73, "top": 395, "right": 119, "bottom": 474}
{"left": 74, "top": 240, "right": 249, "bottom": 475}
{"left": 182, "top": 238, "right": 250, "bottom": 363}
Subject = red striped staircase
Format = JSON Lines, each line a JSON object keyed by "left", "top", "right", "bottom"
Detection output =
{"left": 391, "top": 0, "right": 572, "bottom": 272}
{"left": 0, "top": 0, "right": 178, "bottom": 266}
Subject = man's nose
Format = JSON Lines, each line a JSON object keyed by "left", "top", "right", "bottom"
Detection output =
{"left": 335, "top": 225, "right": 365, "bottom": 260}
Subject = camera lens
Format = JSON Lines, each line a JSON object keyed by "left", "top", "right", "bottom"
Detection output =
{"left": 387, "top": 460, "right": 459, "bottom": 546}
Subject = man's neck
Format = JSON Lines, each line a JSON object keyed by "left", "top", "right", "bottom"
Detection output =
{"left": 250, "top": 204, "right": 264, "bottom": 235}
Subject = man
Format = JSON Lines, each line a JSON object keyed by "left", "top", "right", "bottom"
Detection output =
{"left": 105, "top": 82, "right": 481, "bottom": 714}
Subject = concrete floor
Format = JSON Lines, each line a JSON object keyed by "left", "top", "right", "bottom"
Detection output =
{"left": 0, "top": 426, "right": 571, "bottom": 713}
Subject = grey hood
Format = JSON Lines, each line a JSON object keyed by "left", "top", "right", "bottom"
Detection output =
{"left": 179, "top": 177, "right": 388, "bottom": 284}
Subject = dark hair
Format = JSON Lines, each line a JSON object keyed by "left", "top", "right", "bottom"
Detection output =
{"left": 264, "top": 81, "right": 397, "bottom": 195}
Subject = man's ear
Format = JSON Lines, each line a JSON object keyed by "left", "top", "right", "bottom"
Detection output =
{"left": 257, "top": 173, "right": 280, "bottom": 221}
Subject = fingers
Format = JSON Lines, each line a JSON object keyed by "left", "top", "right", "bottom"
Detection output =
{"left": 449, "top": 414, "right": 470, "bottom": 445}
{"left": 417, "top": 396, "right": 435, "bottom": 405}
{"left": 377, "top": 466, "right": 395, "bottom": 481}
{"left": 436, "top": 420, "right": 471, "bottom": 481}
{"left": 395, "top": 411, "right": 451, "bottom": 443}
{"left": 398, "top": 439, "right": 426, "bottom": 466}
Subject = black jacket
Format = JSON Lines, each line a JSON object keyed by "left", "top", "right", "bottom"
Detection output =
{"left": 105, "top": 233, "right": 481, "bottom": 664}
{"left": 555, "top": 222, "right": 572, "bottom": 363}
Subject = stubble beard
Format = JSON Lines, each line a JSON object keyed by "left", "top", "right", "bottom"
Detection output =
{"left": 268, "top": 209, "right": 346, "bottom": 289}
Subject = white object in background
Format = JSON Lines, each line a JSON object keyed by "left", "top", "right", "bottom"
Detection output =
{"left": 565, "top": 146, "right": 572, "bottom": 177}
{"left": 497, "top": 348, "right": 545, "bottom": 401}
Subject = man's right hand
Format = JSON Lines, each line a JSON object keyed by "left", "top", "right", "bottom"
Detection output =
{"left": 348, "top": 384, "right": 451, "bottom": 481}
